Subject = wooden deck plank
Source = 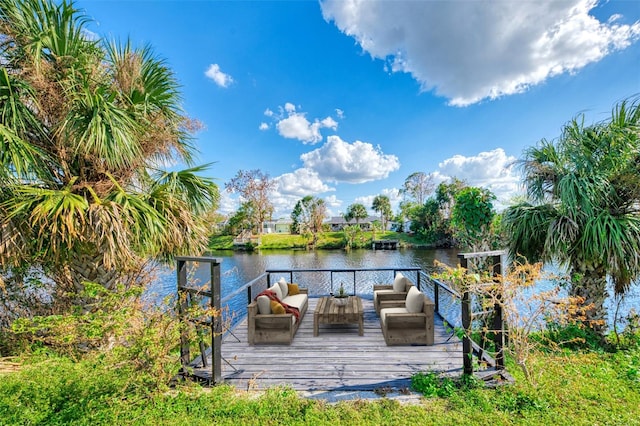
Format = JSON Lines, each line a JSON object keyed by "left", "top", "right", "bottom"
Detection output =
{"left": 195, "top": 297, "right": 464, "bottom": 391}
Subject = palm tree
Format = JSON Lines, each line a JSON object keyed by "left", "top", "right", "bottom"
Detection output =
{"left": 371, "top": 195, "right": 392, "bottom": 231}
{"left": 0, "top": 0, "right": 218, "bottom": 310}
{"left": 503, "top": 98, "right": 640, "bottom": 336}
{"left": 344, "top": 203, "right": 368, "bottom": 226}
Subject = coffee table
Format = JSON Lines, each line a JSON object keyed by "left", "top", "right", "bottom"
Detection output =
{"left": 313, "top": 296, "right": 364, "bottom": 336}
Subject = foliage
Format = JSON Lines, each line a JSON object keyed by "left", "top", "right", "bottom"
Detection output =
{"left": 433, "top": 259, "right": 592, "bottom": 385}
{"left": 224, "top": 169, "right": 275, "bottom": 235}
{"left": 290, "top": 196, "right": 327, "bottom": 248}
{"left": 503, "top": 97, "right": 640, "bottom": 337}
{"left": 5, "top": 266, "right": 223, "bottom": 387}
{"left": 451, "top": 186, "right": 498, "bottom": 250}
{"left": 411, "top": 372, "right": 482, "bottom": 398}
{"left": 344, "top": 203, "right": 368, "bottom": 225}
{"left": 342, "top": 224, "right": 362, "bottom": 250}
{"left": 223, "top": 202, "right": 253, "bottom": 235}
{"left": 0, "top": 0, "right": 218, "bottom": 318}
{"left": 410, "top": 199, "right": 451, "bottom": 245}
{"left": 400, "top": 172, "right": 435, "bottom": 205}
{"left": 2, "top": 347, "right": 639, "bottom": 424}
{"left": 436, "top": 177, "right": 467, "bottom": 220}
{"left": 371, "top": 195, "right": 392, "bottom": 230}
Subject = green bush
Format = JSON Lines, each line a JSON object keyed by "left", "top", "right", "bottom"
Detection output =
{"left": 540, "top": 322, "right": 604, "bottom": 351}
{"left": 411, "top": 372, "right": 482, "bottom": 397}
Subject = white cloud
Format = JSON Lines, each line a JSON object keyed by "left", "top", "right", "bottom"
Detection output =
{"left": 324, "top": 194, "right": 342, "bottom": 208}
{"left": 335, "top": 109, "right": 345, "bottom": 119}
{"left": 205, "top": 64, "right": 234, "bottom": 88}
{"left": 218, "top": 191, "right": 239, "bottom": 215}
{"left": 263, "top": 102, "right": 341, "bottom": 144}
{"left": 259, "top": 122, "right": 270, "bottom": 131}
{"left": 321, "top": 0, "right": 640, "bottom": 106}
{"left": 276, "top": 114, "right": 325, "bottom": 144}
{"left": 275, "top": 168, "right": 334, "bottom": 197}
{"left": 434, "top": 148, "right": 522, "bottom": 208}
{"left": 301, "top": 135, "right": 400, "bottom": 183}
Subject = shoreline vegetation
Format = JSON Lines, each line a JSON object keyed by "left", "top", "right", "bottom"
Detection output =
{"left": 208, "top": 231, "right": 446, "bottom": 251}
{"left": 1, "top": 342, "right": 639, "bottom": 425}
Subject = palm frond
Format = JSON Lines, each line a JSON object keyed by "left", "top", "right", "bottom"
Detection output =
{"left": 503, "top": 203, "right": 557, "bottom": 263}
{"left": 150, "top": 164, "right": 219, "bottom": 215}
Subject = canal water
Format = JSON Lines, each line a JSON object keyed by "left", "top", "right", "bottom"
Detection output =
{"left": 148, "top": 248, "right": 639, "bottom": 330}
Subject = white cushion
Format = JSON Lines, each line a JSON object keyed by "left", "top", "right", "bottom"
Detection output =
{"left": 277, "top": 277, "right": 289, "bottom": 298}
{"left": 380, "top": 307, "right": 408, "bottom": 326}
{"left": 283, "top": 293, "right": 307, "bottom": 311}
{"left": 374, "top": 289, "right": 394, "bottom": 305}
{"left": 269, "top": 284, "right": 282, "bottom": 301}
{"left": 405, "top": 286, "right": 424, "bottom": 313}
{"left": 393, "top": 273, "right": 406, "bottom": 292}
{"left": 257, "top": 295, "right": 271, "bottom": 314}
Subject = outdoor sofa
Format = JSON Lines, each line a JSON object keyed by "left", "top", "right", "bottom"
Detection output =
{"left": 247, "top": 278, "right": 308, "bottom": 345}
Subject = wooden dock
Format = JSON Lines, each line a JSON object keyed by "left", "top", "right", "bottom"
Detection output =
{"left": 372, "top": 240, "right": 398, "bottom": 250}
{"left": 194, "top": 297, "right": 464, "bottom": 391}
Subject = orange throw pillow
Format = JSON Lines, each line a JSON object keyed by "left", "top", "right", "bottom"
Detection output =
{"left": 287, "top": 283, "right": 300, "bottom": 295}
{"left": 270, "top": 300, "right": 285, "bottom": 314}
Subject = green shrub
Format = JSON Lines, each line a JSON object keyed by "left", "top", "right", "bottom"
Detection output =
{"left": 411, "top": 372, "right": 482, "bottom": 397}
{"left": 540, "top": 322, "right": 604, "bottom": 351}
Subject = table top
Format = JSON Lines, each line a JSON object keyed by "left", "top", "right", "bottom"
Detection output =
{"left": 314, "top": 296, "right": 363, "bottom": 320}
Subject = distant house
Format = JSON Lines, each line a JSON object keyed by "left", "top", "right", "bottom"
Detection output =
{"left": 262, "top": 218, "right": 292, "bottom": 234}
{"left": 325, "top": 215, "right": 381, "bottom": 231}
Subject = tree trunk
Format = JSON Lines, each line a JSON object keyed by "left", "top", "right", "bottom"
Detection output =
{"left": 570, "top": 262, "right": 608, "bottom": 338}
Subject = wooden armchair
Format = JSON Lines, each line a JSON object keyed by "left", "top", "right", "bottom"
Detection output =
{"left": 379, "top": 287, "right": 435, "bottom": 346}
{"left": 373, "top": 273, "right": 413, "bottom": 314}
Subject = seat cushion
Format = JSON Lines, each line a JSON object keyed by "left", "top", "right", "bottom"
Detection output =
{"left": 282, "top": 293, "right": 307, "bottom": 311}
{"left": 374, "top": 289, "right": 395, "bottom": 305}
{"left": 257, "top": 295, "right": 271, "bottom": 314}
{"left": 393, "top": 273, "right": 406, "bottom": 292}
{"left": 405, "top": 286, "right": 424, "bottom": 313}
{"left": 380, "top": 307, "right": 408, "bottom": 326}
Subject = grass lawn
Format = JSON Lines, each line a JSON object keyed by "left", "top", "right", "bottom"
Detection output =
{"left": 208, "top": 231, "right": 431, "bottom": 251}
{"left": 1, "top": 346, "right": 638, "bottom": 425}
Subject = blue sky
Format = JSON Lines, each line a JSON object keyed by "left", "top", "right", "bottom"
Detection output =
{"left": 78, "top": 0, "right": 640, "bottom": 218}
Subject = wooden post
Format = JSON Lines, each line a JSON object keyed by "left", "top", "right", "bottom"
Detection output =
{"left": 492, "top": 254, "right": 505, "bottom": 369}
{"left": 177, "top": 259, "right": 190, "bottom": 369}
{"left": 459, "top": 256, "right": 473, "bottom": 375}
{"left": 176, "top": 256, "right": 222, "bottom": 385}
{"left": 210, "top": 260, "right": 222, "bottom": 385}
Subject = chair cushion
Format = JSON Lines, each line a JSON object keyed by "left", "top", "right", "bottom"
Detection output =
{"left": 287, "top": 283, "right": 300, "bottom": 295}
{"left": 405, "top": 286, "right": 424, "bottom": 313}
{"left": 374, "top": 289, "right": 394, "bottom": 305}
{"left": 393, "top": 273, "right": 406, "bottom": 292}
{"left": 277, "top": 277, "right": 289, "bottom": 298}
{"left": 270, "top": 300, "right": 285, "bottom": 314}
{"left": 257, "top": 295, "right": 271, "bottom": 314}
{"left": 269, "top": 284, "right": 283, "bottom": 301}
{"left": 380, "top": 307, "right": 408, "bottom": 326}
{"left": 283, "top": 293, "right": 307, "bottom": 311}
